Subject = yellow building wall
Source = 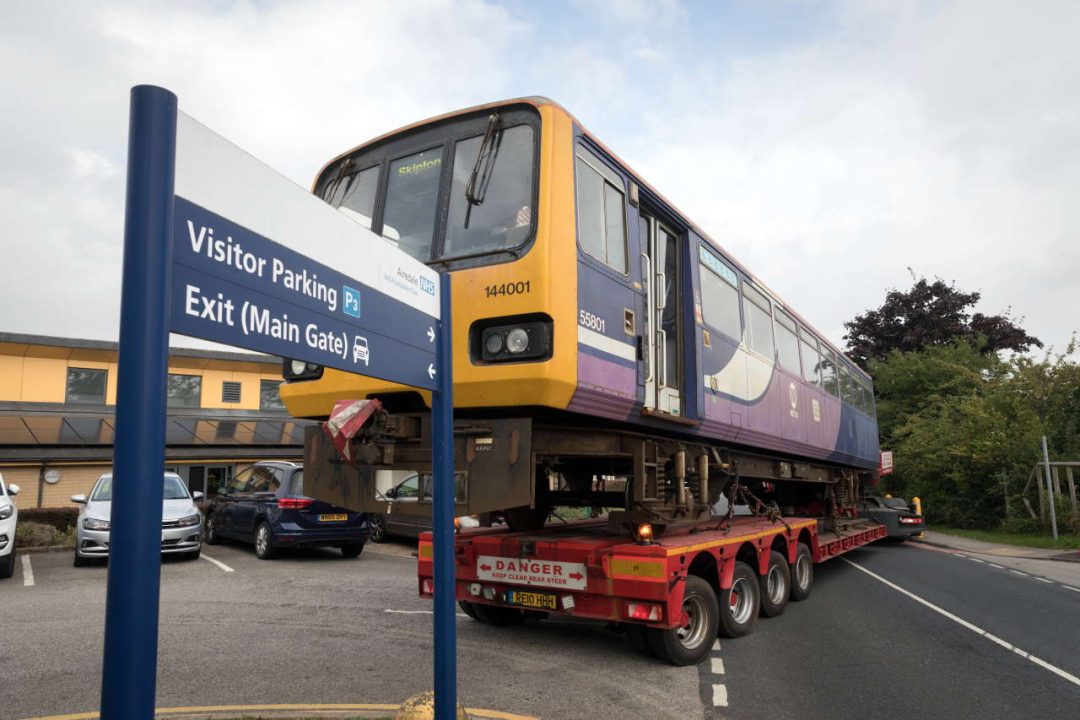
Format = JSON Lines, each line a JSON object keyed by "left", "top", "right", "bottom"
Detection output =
{"left": 0, "top": 356, "right": 24, "bottom": 399}
{"left": 19, "top": 357, "right": 67, "bottom": 403}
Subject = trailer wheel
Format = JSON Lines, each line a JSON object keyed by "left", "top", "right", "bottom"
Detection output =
{"left": 646, "top": 575, "right": 719, "bottom": 666}
{"left": 458, "top": 601, "right": 480, "bottom": 621}
{"left": 472, "top": 603, "right": 526, "bottom": 627}
{"left": 718, "top": 561, "right": 759, "bottom": 638}
{"left": 790, "top": 542, "right": 814, "bottom": 601}
{"left": 759, "top": 550, "right": 791, "bottom": 618}
{"left": 624, "top": 624, "right": 655, "bottom": 657}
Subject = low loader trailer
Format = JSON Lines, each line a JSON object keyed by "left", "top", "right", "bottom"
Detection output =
{"left": 418, "top": 515, "right": 885, "bottom": 665}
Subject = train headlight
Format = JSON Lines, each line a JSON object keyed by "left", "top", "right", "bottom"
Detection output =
{"left": 282, "top": 358, "right": 324, "bottom": 381}
{"left": 506, "top": 328, "right": 529, "bottom": 354}
{"left": 473, "top": 314, "right": 553, "bottom": 364}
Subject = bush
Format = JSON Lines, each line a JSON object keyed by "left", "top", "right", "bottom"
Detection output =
{"left": 1000, "top": 516, "right": 1041, "bottom": 534}
{"left": 16, "top": 521, "right": 76, "bottom": 548}
{"left": 19, "top": 506, "right": 79, "bottom": 531}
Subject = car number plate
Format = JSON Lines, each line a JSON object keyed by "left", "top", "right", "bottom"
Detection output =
{"left": 319, "top": 513, "right": 348, "bottom": 522}
{"left": 506, "top": 590, "right": 557, "bottom": 610}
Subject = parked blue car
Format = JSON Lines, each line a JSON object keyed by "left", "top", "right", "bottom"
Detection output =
{"left": 203, "top": 461, "right": 367, "bottom": 559}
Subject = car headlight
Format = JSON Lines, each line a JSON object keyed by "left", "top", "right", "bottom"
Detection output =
{"left": 84, "top": 517, "right": 110, "bottom": 531}
{"left": 0, "top": 505, "right": 13, "bottom": 520}
{"left": 176, "top": 513, "right": 201, "bottom": 527}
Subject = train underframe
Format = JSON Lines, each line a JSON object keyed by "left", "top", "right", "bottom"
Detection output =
{"left": 303, "top": 403, "right": 875, "bottom": 539}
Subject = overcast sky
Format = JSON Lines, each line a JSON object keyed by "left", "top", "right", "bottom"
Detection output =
{"left": 2, "top": 0, "right": 1077, "bottom": 355}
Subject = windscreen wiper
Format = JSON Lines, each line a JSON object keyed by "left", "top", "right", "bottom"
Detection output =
{"left": 463, "top": 113, "right": 502, "bottom": 229}
{"left": 320, "top": 158, "right": 355, "bottom": 205}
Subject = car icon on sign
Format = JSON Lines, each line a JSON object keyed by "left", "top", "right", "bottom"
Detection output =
{"left": 353, "top": 336, "right": 370, "bottom": 366}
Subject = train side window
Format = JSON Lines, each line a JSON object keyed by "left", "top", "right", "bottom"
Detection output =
{"left": 742, "top": 284, "right": 774, "bottom": 359}
{"left": 821, "top": 348, "right": 840, "bottom": 397}
{"left": 775, "top": 311, "right": 801, "bottom": 375}
{"left": 839, "top": 363, "right": 857, "bottom": 406}
{"left": 799, "top": 328, "right": 821, "bottom": 386}
{"left": 698, "top": 246, "right": 741, "bottom": 340}
{"left": 575, "top": 147, "right": 627, "bottom": 273}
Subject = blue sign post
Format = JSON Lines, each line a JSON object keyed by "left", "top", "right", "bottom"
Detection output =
{"left": 106, "top": 85, "right": 457, "bottom": 719}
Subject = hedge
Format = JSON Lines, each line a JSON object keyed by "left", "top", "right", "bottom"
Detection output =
{"left": 18, "top": 506, "right": 80, "bottom": 531}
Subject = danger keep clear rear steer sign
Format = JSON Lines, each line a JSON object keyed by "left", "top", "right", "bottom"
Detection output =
{"left": 476, "top": 555, "right": 587, "bottom": 591}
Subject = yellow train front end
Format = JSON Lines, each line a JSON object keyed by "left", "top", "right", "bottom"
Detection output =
{"left": 280, "top": 99, "right": 578, "bottom": 420}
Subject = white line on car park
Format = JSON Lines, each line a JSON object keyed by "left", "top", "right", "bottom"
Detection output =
{"left": 711, "top": 657, "right": 725, "bottom": 675}
{"left": 968, "top": 557, "right": 985, "bottom": 563}
{"left": 711, "top": 684, "right": 729, "bottom": 707}
{"left": 988, "top": 563, "right": 1004, "bottom": 569}
{"left": 1010, "top": 570, "right": 1028, "bottom": 577}
{"left": 21, "top": 555, "right": 34, "bottom": 586}
{"left": 842, "top": 558, "right": 1080, "bottom": 689}
{"left": 1063, "top": 585, "right": 1080, "bottom": 593}
{"left": 384, "top": 609, "right": 468, "bottom": 618}
{"left": 200, "top": 554, "right": 234, "bottom": 573}
{"left": 1033, "top": 577, "right": 1053, "bottom": 584}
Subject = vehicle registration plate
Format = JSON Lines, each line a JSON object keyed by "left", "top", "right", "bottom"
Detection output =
{"left": 319, "top": 513, "right": 348, "bottom": 522}
{"left": 506, "top": 590, "right": 557, "bottom": 610}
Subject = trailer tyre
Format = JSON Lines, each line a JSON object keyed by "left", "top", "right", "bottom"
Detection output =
{"left": 759, "top": 550, "right": 791, "bottom": 618}
{"left": 790, "top": 542, "right": 814, "bottom": 601}
{"left": 458, "top": 601, "right": 480, "bottom": 621}
{"left": 719, "top": 561, "right": 759, "bottom": 638}
{"left": 646, "top": 575, "right": 719, "bottom": 666}
{"left": 624, "top": 624, "right": 655, "bottom": 657}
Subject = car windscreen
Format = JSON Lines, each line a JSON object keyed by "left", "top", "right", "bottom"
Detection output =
{"left": 91, "top": 476, "right": 113, "bottom": 501}
{"left": 163, "top": 476, "right": 190, "bottom": 500}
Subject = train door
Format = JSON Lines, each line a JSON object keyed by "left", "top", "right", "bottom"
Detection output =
{"left": 640, "top": 211, "right": 682, "bottom": 416}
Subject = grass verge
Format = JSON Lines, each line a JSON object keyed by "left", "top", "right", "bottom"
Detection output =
{"left": 933, "top": 527, "right": 1080, "bottom": 550}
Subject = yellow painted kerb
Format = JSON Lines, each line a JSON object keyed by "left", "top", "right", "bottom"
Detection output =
{"left": 24, "top": 702, "right": 539, "bottom": 720}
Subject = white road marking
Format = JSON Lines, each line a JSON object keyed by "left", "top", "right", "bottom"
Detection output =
{"left": 1034, "top": 577, "right": 1053, "bottom": 584}
{"left": 1010, "top": 570, "right": 1028, "bottom": 577}
{"left": 988, "top": 563, "right": 1004, "bottom": 569}
{"left": 842, "top": 558, "right": 1080, "bottom": 690}
{"left": 713, "top": 639, "right": 722, "bottom": 651}
{"left": 200, "top": 553, "right": 235, "bottom": 573}
{"left": 711, "top": 684, "right": 729, "bottom": 707}
{"left": 711, "top": 657, "right": 725, "bottom": 675}
{"left": 951, "top": 553, "right": 965, "bottom": 558}
{"left": 1063, "top": 585, "right": 1080, "bottom": 593}
{"left": 384, "top": 609, "right": 468, "bottom": 618}
{"left": 968, "top": 557, "right": 985, "bottom": 563}
{"left": 21, "top": 555, "right": 34, "bottom": 586}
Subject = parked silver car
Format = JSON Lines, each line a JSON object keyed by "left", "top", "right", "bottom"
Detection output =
{"left": 0, "top": 472, "right": 20, "bottom": 579}
{"left": 72, "top": 472, "right": 203, "bottom": 566}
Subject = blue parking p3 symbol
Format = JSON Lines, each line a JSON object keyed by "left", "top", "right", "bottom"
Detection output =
{"left": 342, "top": 286, "right": 361, "bottom": 318}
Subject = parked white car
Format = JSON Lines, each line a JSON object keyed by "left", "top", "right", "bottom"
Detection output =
{"left": 0, "top": 472, "right": 20, "bottom": 579}
{"left": 71, "top": 472, "right": 203, "bottom": 566}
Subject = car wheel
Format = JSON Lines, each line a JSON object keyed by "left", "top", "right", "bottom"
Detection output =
{"left": 0, "top": 549, "right": 15, "bottom": 579}
{"left": 254, "top": 522, "right": 277, "bottom": 559}
{"left": 204, "top": 513, "right": 221, "bottom": 545}
{"left": 790, "top": 542, "right": 814, "bottom": 601}
{"left": 759, "top": 550, "right": 791, "bottom": 618}
{"left": 73, "top": 550, "right": 90, "bottom": 568}
{"left": 340, "top": 544, "right": 364, "bottom": 558}
{"left": 646, "top": 575, "right": 720, "bottom": 666}
{"left": 718, "top": 561, "right": 760, "bottom": 638}
{"left": 369, "top": 514, "right": 388, "bottom": 543}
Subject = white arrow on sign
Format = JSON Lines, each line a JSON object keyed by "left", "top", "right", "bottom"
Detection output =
{"left": 427, "top": 327, "right": 435, "bottom": 343}
{"left": 428, "top": 363, "right": 436, "bottom": 379}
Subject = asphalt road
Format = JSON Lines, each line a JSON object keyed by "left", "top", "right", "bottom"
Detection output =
{"left": 1, "top": 538, "right": 1078, "bottom": 720}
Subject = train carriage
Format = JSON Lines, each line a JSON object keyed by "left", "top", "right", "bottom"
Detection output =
{"left": 283, "top": 97, "right": 879, "bottom": 534}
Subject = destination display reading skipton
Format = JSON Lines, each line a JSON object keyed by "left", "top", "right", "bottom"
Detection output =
{"left": 170, "top": 113, "right": 441, "bottom": 391}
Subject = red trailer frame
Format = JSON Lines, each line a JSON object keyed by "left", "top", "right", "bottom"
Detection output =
{"left": 418, "top": 516, "right": 885, "bottom": 664}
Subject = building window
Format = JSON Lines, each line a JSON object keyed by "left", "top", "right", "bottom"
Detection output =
{"left": 575, "top": 147, "right": 627, "bottom": 273}
{"left": 66, "top": 368, "right": 107, "bottom": 405}
{"left": 260, "top": 380, "right": 285, "bottom": 411}
{"left": 166, "top": 373, "right": 202, "bottom": 408}
{"left": 221, "top": 381, "right": 242, "bottom": 403}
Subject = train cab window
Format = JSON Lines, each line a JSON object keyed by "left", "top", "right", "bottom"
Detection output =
{"left": 383, "top": 146, "right": 445, "bottom": 262}
{"left": 799, "top": 328, "right": 821, "bottom": 386}
{"left": 333, "top": 165, "right": 379, "bottom": 230}
{"left": 821, "top": 348, "right": 840, "bottom": 397}
{"left": 575, "top": 147, "right": 627, "bottom": 273}
{"left": 445, "top": 124, "right": 535, "bottom": 257}
{"left": 742, "top": 284, "right": 774, "bottom": 359}
{"left": 698, "top": 246, "right": 741, "bottom": 340}
{"left": 775, "top": 311, "right": 801, "bottom": 375}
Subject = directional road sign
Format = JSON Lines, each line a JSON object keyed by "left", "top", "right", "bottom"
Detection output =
{"left": 171, "top": 113, "right": 441, "bottom": 390}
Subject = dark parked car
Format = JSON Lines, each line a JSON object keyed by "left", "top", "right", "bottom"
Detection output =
{"left": 369, "top": 471, "right": 476, "bottom": 543}
{"left": 203, "top": 461, "right": 368, "bottom": 559}
{"left": 861, "top": 495, "right": 924, "bottom": 539}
